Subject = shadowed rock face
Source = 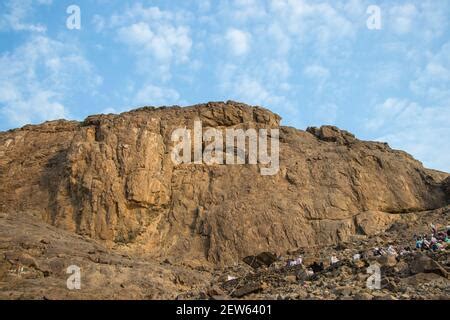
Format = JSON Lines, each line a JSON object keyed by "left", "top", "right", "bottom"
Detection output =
{"left": 0, "top": 101, "right": 448, "bottom": 265}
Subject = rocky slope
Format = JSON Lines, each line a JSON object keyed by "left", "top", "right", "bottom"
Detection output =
{"left": 0, "top": 101, "right": 448, "bottom": 269}
{"left": 1, "top": 206, "right": 448, "bottom": 300}
{"left": 0, "top": 101, "right": 450, "bottom": 298}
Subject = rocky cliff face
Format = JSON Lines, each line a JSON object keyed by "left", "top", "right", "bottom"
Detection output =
{"left": 0, "top": 101, "right": 448, "bottom": 265}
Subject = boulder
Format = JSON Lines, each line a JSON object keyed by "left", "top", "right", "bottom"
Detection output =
{"left": 231, "top": 282, "right": 263, "bottom": 298}
{"left": 355, "top": 211, "right": 398, "bottom": 236}
{"left": 409, "top": 254, "right": 449, "bottom": 279}
{"left": 377, "top": 255, "right": 398, "bottom": 267}
{"left": 243, "top": 252, "right": 278, "bottom": 269}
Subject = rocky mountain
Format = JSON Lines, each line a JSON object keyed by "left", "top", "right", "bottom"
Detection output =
{"left": 0, "top": 101, "right": 449, "bottom": 299}
{"left": 0, "top": 101, "right": 448, "bottom": 264}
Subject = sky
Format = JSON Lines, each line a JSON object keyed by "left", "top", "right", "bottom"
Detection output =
{"left": 0, "top": 0, "right": 449, "bottom": 172}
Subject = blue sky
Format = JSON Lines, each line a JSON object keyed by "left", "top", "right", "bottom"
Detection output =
{"left": 0, "top": 0, "right": 449, "bottom": 172}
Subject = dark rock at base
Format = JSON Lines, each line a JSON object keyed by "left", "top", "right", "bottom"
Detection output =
{"left": 231, "top": 283, "right": 263, "bottom": 298}
{"left": 243, "top": 252, "right": 278, "bottom": 269}
{"left": 410, "top": 254, "right": 449, "bottom": 279}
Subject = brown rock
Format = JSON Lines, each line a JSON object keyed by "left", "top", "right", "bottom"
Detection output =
{"left": 231, "top": 283, "right": 263, "bottom": 298}
{"left": 243, "top": 252, "right": 278, "bottom": 269}
{"left": 0, "top": 101, "right": 448, "bottom": 267}
{"left": 284, "top": 275, "right": 297, "bottom": 283}
{"left": 373, "top": 294, "right": 396, "bottom": 300}
{"left": 377, "top": 255, "right": 398, "bottom": 267}
{"left": 443, "top": 176, "right": 450, "bottom": 202}
{"left": 354, "top": 292, "right": 373, "bottom": 300}
{"left": 409, "top": 254, "right": 449, "bottom": 279}
{"left": 333, "top": 286, "right": 353, "bottom": 297}
{"left": 404, "top": 272, "right": 449, "bottom": 286}
{"left": 306, "top": 126, "right": 356, "bottom": 144}
{"left": 355, "top": 211, "right": 398, "bottom": 236}
{"left": 4, "top": 252, "right": 38, "bottom": 268}
{"left": 207, "top": 285, "right": 227, "bottom": 298}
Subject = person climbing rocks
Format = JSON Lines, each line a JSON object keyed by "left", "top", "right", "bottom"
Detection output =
{"left": 415, "top": 237, "right": 423, "bottom": 249}
{"left": 330, "top": 255, "right": 339, "bottom": 265}
{"left": 430, "top": 223, "right": 437, "bottom": 235}
{"left": 287, "top": 256, "right": 302, "bottom": 267}
{"left": 387, "top": 245, "right": 397, "bottom": 256}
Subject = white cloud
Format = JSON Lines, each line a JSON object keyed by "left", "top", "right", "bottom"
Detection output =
{"left": 134, "top": 84, "right": 180, "bottom": 106}
{"left": 268, "top": 0, "right": 356, "bottom": 46}
{"left": 418, "top": 1, "right": 450, "bottom": 41}
{"left": 1, "top": 91, "right": 66, "bottom": 126}
{"left": 384, "top": 2, "right": 450, "bottom": 40}
{"left": 118, "top": 22, "right": 191, "bottom": 63}
{"left": 366, "top": 98, "right": 411, "bottom": 131}
{"left": 266, "top": 22, "right": 291, "bottom": 56}
{"left": 366, "top": 98, "right": 450, "bottom": 171}
{"left": 388, "top": 4, "right": 418, "bottom": 35}
{"left": 410, "top": 42, "right": 450, "bottom": 104}
{"left": 219, "top": 63, "right": 296, "bottom": 115}
{"left": 210, "top": 0, "right": 358, "bottom": 62}
{"left": 0, "top": 0, "right": 50, "bottom": 33}
{"left": 108, "top": 4, "right": 192, "bottom": 81}
{"left": 0, "top": 35, "right": 101, "bottom": 128}
{"left": 101, "top": 107, "right": 120, "bottom": 115}
{"left": 366, "top": 62, "right": 405, "bottom": 90}
{"left": 227, "top": 0, "right": 267, "bottom": 21}
{"left": 303, "top": 64, "right": 330, "bottom": 81}
{"left": 197, "top": 0, "right": 211, "bottom": 12}
{"left": 110, "top": 3, "right": 182, "bottom": 27}
{"left": 303, "top": 64, "right": 330, "bottom": 93}
{"left": 92, "top": 14, "right": 106, "bottom": 33}
{"left": 225, "top": 28, "right": 251, "bottom": 56}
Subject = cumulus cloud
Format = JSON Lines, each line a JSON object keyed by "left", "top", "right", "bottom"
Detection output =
{"left": 0, "top": 35, "right": 101, "bottom": 128}
{"left": 1, "top": 0, "right": 449, "bottom": 173}
{"left": 388, "top": 4, "right": 418, "bottom": 35}
{"left": 197, "top": 0, "right": 211, "bottom": 13}
{"left": 410, "top": 42, "right": 450, "bottom": 104}
{"left": 219, "top": 62, "right": 296, "bottom": 115}
{"left": 0, "top": 0, "right": 50, "bottom": 33}
{"left": 213, "top": 0, "right": 359, "bottom": 120}
{"left": 0, "top": 91, "right": 66, "bottom": 126}
{"left": 92, "top": 14, "right": 106, "bottom": 33}
{"left": 211, "top": 0, "right": 359, "bottom": 116}
{"left": 225, "top": 28, "right": 251, "bottom": 56}
{"left": 363, "top": 36, "right": 450, "bottom": 172}
{"left": 268, "top": 0, "right": 356, "bottom": 46}
{"left": 134, "top": 84, "right": 181, "bottom": 106}
{"left": 105, "top": 3, "right": 193, "bottom": 81}
{"left": 266, "top": 22, "right": 291, "bottom": 56}
{"left": 118, "top": 22, "right": 191, "bottom": 63}
{"left": 224, "top": 0, "right": 267, "bottom": 21}
{"left": 384, "top": 1, "right": 450, "bottom": 40}
{"left": 367, "top": 98, "right": 450, "bottom": 171}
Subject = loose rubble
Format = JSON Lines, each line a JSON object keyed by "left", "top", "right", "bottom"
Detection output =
{"left": 191, "top": 207, "right": 450, "bottom": 300}
{"left": 0, "top": 102, "right": 449, "bottom": 300}
{"left": 0, "top": 205, "right": 449, "bottom": 300}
